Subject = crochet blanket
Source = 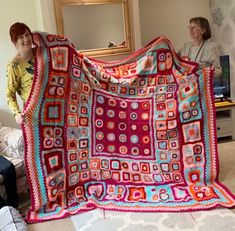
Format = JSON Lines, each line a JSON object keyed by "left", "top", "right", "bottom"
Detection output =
{"left": 22, "top": 32, "right": 235, "bottom": 223}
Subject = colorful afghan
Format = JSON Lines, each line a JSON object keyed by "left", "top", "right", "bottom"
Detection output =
{"left": 22, "top": 32, "right": 235, "bottom": 223}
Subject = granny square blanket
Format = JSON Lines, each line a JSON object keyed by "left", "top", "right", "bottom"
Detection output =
{"left": 22, "top": 32, "right": 235, "bottom": 223}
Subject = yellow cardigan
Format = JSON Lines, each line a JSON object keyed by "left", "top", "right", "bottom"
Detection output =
{"left": 6, "top": 59, "right": 34, "bottom": 117}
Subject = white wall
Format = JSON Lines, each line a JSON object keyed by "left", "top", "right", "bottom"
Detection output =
{"left": 138, "top": 0, "right": 210, "bottom": 51}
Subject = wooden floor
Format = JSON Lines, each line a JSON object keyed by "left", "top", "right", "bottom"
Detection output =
{"left": 27, "top": 218, "right": 75, "bottom": 231}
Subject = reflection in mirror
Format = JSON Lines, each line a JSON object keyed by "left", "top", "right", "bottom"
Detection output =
{"left": 63, "top": 4, "right": 125, "bottom": 50}
{"left": 54, "top": 0, "right": 133, "bottom": 57}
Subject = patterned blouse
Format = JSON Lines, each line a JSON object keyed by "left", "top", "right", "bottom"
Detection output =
{"left": 6, "top": 58, "right": 34, "bottom": 117}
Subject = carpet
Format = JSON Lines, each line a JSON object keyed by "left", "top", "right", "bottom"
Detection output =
{"left": 71, "top": 208, "right": 235, "bottom": 231}
{"left": 22, "top": 32, "right": 235, "bottom": 223}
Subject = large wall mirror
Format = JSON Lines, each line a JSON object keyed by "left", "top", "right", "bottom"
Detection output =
{"left": 54, "top": 0, "right": 133, "bottom": 57}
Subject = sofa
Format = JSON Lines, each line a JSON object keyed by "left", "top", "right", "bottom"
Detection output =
{"left": 0, "top": 121, "right": 28, "bottom": 201}
{"left": 0, "top": 206, "right": 27, "bottom": 231}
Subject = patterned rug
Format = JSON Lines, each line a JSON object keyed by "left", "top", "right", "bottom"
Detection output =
{"left": 71, "top": 208, "right": 235, "bottom": 231}
{"left": 22, "top": 32, "right": 235, "bottom": 223}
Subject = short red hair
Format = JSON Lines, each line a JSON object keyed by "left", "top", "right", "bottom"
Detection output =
{"left": 9, "top": 22, "right": 32, "bottom": 44}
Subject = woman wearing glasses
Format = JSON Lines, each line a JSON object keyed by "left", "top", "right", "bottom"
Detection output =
{"left": 178, "top": 17, "right": 222, "bottom": 78}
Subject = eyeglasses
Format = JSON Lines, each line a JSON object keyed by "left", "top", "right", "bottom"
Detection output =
{"left": 188, "top": 25, "right": 201, "bottom": 30}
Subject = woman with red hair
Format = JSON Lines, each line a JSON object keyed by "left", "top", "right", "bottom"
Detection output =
{"left": 6, "top": 22, "right": 36, "bottom": 125}
{"left": 1, "top": 22, "right": 36, "bottom": 209}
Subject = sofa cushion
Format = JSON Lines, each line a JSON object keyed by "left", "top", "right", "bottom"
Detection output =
{"left": 0, "top": 127, "right": 24, "bottom": 160}
{"left": 0, "top": 206, "right": 27, "bottom": 231}
{"left": 0, "top": 126, "right": 27, "bottom": 195}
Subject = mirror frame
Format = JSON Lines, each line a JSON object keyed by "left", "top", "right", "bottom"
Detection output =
{"left": 54, "top": 0, "right": 133, "bottom": 57}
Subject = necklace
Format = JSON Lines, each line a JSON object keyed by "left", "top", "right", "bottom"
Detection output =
{"left": 188, "top": 41, "right": 205, "bottom": 62}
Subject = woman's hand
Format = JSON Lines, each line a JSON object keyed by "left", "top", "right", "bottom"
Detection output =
{"left": 15, "top": 113, "right": 24, "bottom": 125}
